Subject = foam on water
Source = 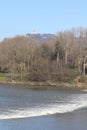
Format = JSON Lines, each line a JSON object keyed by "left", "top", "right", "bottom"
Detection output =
{"left": 0, "top": 94, "right": 87, "bottom": 120}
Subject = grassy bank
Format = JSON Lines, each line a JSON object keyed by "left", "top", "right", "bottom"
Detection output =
{"left": 0, "top": 72, "right": 87, "bottom": 89}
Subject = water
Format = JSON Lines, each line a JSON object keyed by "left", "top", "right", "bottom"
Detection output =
{"left": 0, "top": 84, "right": 87, "bottom": 130}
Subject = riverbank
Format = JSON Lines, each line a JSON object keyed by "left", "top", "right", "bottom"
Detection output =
{"left": 0, "top": 73, "right": 84, "bottom": 91}
{"left": 0, "top": 72, "right": 87, "bottom": 89}
{"left": 0, "top": 79, "right": 87, "bottom": 90}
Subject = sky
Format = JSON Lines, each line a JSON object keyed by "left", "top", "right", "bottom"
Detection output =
{"left": 0, "top": 0, "right": 87, "bottom": 41}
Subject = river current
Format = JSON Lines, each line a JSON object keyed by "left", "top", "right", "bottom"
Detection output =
{"left": 0, "top": 84, "right": 87, "bottom": 130}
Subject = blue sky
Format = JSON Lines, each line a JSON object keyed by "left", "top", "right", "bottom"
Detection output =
{"left": 0, "top": 0, "right": 87, "bottom": 41}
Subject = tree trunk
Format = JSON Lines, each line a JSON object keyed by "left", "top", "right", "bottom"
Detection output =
{"left": 83, "top": 60, "right": 85, "bottom": 76}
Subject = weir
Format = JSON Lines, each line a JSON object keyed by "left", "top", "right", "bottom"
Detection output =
{"left": 0, "top": 93, "right": 87, "bottom": 120}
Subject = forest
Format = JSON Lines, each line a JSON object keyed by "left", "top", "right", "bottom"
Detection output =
{"left": 0, "top": 28, "right": 87, "bottom": 84}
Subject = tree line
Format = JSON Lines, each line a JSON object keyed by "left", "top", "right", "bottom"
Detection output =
{"left": 0, "top": 27, "right": 87, "bottom": 83}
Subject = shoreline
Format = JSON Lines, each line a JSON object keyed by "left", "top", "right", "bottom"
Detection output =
{"left": 0, "top": 80, "right": 87, "bottom": 90}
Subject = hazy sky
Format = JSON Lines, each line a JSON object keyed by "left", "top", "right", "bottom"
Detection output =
{"left": 0, "top": 0, "right": 87, "bottom": 41}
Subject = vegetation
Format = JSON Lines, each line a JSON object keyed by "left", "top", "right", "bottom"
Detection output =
{"left": 0, "top": 27, "right": 87, "bottom": 86}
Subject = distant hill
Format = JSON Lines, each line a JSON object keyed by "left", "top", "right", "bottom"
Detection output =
{"left": 26, "top": 33, "right": 56, "bottom": 42}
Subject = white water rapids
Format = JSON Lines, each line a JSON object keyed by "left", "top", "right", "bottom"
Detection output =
{"left": 0, "top": 93, "right": 87, "bottom": 120}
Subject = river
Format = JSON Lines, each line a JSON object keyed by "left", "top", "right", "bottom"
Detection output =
{"left": 0, "top": 83, "right": 87, "bottom": 130}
